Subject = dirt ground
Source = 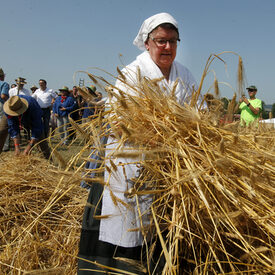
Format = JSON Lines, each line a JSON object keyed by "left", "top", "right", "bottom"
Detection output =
{"left": 0, "top": 129, "right": 90, "bottom": 168}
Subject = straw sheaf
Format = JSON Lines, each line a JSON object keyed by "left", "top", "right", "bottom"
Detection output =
{"left": 86, "top": 55, "right": 274, "bottom": 273}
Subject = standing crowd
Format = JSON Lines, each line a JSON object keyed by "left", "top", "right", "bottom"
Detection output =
{"left": 0, "top": 69, "right": 104, "bottom": 157}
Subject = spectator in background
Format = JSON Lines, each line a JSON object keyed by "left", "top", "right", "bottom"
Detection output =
{"left": 32, "top": 79, "right": 57, "bottom": 137}
{"left": 81, "top": 89, "right": 107, "bottom": 119}
{"left": 3, "top": 95, "right": 51, "bottom": 159}
{"left": 30, "top": 85, "right": 38, "bottom": 94}
{"left": 235, "top": 85, "right": 262, "bottom": 127}
{"left": 94, "top": 91, "right": 107, "bottom": 114}
{"left": 68, "top": 86, "right": 81, "bottom": 140}
{"left": 9, "top": 77, "right": 31, "bottom": 97}
{"left": 53, "top": 86, "right": 76, "bottom": 145}
{"left": 82, "top": 86, "right": 97, "bottom": 123}
{"left": 0, "top": 68, "right": 10, "bottom": 152}
{"left": 10, "top": 84, "right": 17, "bottom": 89}
{"left": 0, "top": 68, "right": 9, "bottom": 117}
{"left": 9, "top": 78, "right": 32, "bottom": 139}
{"left": 72, "top": 87, "right": 80, "bottom": 117}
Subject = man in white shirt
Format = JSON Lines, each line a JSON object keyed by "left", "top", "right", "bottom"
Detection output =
{"left": 9, "top": 77, "right": 31, "bottom": 97}
{"left": 32, "top": 79, "right": 57, "bottom": 137}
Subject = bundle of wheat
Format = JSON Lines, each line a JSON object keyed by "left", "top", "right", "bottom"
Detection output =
{"left": 73, "top": 55, "right": 274, "bottom": 274}
{"left": 104, "top": 77, "right": 274, "bottom": 274}
{"left": 0, "top": 154, "right": 87, "bottom": 275}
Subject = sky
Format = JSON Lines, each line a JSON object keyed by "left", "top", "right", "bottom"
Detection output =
{"left": 1, "top": 0, "right": 275, "bottom": 104}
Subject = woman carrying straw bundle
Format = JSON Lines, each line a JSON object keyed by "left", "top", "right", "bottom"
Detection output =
{"left": 78, "top": 12, "right": 200, "bottom": 274}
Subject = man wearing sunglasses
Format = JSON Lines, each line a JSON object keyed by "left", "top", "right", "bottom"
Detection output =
{"left": 237, "top": 85, "right": 262, "bottom": 127}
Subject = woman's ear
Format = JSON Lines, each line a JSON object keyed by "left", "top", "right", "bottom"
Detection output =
{"left": 145, "top": 41, "right": 149, "bottom": 51}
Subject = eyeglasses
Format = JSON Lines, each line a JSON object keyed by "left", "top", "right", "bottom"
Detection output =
{"left": 150, "top": 36, "right": 180, "bottom": 47}
{"left": 248, "top": 90, "right": 256, "bottom": 92}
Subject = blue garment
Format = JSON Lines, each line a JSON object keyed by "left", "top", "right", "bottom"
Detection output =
{"left": 52, "top": 95, "right": 76, "bottom": 117}
{"left": 0, "top": 80, "right": 10, "bottom": 104}
{"left": 80, "top": 124, "right": 109, "bottom": 189}
{"left": 70, "top": 95, "right": 81, "bottom": 121}
{"left": 6, "top": 95, "right": 43, "bottom": 139}
{"left": 82, "top": 102, "right": 95, "bottom": 119}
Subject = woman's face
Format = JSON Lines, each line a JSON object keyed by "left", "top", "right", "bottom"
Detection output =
{"left": 145, "top": 26, "right": 178, "bottom": 72}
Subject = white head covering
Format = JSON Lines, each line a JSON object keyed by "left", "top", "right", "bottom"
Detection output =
{"left": 133, "top": 12, "right": 178, "bottom": 51}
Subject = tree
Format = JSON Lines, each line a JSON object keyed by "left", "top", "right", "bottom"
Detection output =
{"left": 261, "top": 101, "right": 269, "bottom": 119}
{"left": 221, "top": 97, "right": 229, "bottom": 111}
{"left": 272, "top": 103, "right": 275, "bottom": 118}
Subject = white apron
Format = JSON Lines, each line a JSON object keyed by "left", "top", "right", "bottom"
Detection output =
{"left": 99, "top": 51, "right": 198, "bottom": 247}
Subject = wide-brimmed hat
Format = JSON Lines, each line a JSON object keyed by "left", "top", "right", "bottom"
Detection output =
{"left": 246, "top": 85, "right": 257, "bottom": 91}
{"left": 15, "top": 77, "right": 27, "bottom": 84}
{"left": 3, "top": 96, "right": 29, "bottom": 116}
{"left": 90, "top": 85, "right": 96, "bottom": 92}
{"left": 30, "top": 85, "right": 38, "bottom": 91}
{"left": 58, "top": 86, "right": 70, "bottom": 92}
{"left": 86, "top": 86, "right": 97, "bottom": 96}
{"left": 0, "top": 68, "right": 5, "bottom": 76}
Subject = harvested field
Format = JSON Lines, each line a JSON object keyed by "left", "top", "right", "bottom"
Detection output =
{"left": 1, "top": 54, "right": 275, "bottom": 274}
{"left": 0, "top": 153, "right": 87, "bottom": 275}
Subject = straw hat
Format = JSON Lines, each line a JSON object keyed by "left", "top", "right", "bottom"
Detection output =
{"left": 86, "top": 86, "right": 97, "bottom": 96}
{"left": 3, "top": 96, "right": 29, "bottom": 116}
{"left": 15, "top": 77, "right": 27, "bottom": 85}
{"left": 90, "top": 85, "right": 96, "bottom": 92}
{"left": 30, "top": 85, "right": 38, "bottom": 91}
{"left": 58, "top": 86, "right": 70, "bottom": 92}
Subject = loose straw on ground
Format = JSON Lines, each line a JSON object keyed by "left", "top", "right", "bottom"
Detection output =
{"left": 0, "top": 154, "right": 87, "bottom": 275}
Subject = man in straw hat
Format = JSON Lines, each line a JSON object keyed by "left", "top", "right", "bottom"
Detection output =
{"left": 0, "top": 68, "right": 10, "bottom": 151}
{"left": 9, "top": 77, "right": 31, "bottom": 97}
{"left": 78, "top": 12, "right": 201, "bottom": 274}
{"left": 3, "top": 95, "right": 51, "bottom": 159}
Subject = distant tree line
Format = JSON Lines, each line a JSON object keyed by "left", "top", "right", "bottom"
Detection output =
{"left": 271, "top": 103, "right": 275, "bottom": 118}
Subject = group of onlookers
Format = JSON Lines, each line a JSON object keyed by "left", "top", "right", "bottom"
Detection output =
{"left": 0, "top": 67, "right": 105, "bottom": 157}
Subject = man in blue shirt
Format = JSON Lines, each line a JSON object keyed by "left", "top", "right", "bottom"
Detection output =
{"left": 52, "top": 86, "right": 76, "bottom": 145}
{"left": 0, "top": 68, "right": 9, "bottom": 106}
{"left": 0, "top": 68, "right": 10, "bottom": 151}
{"left": 3, "top": 95, "right": 51, "bottom": 159}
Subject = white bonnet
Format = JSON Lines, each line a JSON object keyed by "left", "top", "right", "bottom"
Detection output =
{"left": 133, "top": 12, "right": 178, "bottom": 51}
